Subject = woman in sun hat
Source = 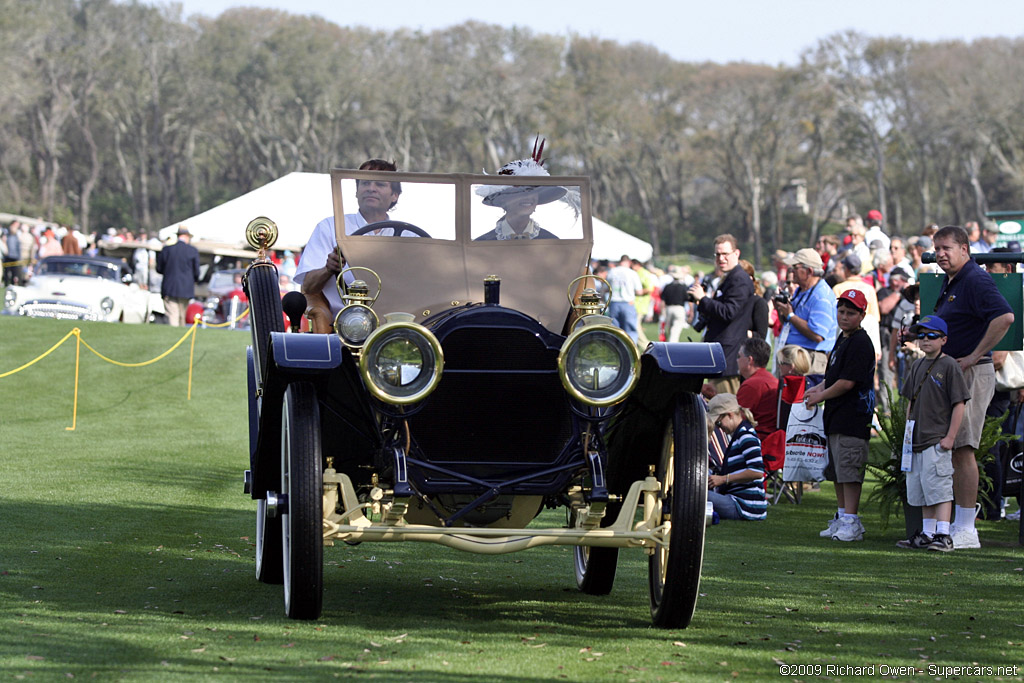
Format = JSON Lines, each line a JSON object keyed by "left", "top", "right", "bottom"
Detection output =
{"left": 474, "top": 137, "right": 569, "bottom": 240}
{"left": 705, "top": 393, "right": 767, "bottom": 521}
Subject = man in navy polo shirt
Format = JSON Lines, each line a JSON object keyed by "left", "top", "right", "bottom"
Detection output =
{"left": 932, "top": 225, "right": 1015, "bottom": 549}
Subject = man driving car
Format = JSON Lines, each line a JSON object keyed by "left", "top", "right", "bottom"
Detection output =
{"left": 294, "top": 159, "right": 402, "bottom": 317}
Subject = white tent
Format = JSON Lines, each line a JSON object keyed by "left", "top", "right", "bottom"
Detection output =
{"left": 159, "top": 172, "right": 653, "bottom": 261}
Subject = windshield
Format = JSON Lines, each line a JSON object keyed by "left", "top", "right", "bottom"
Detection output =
{"left": 38, "top": 259, "right": 120, "bottom": 281}
{"left": 333, "top": 170, "right": 593, "bottom": 331}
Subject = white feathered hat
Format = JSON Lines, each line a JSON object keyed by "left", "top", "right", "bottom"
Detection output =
{"left": 475, "top": 137, "right": 567, "bottom": 207}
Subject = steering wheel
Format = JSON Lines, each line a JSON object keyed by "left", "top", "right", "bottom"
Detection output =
{"left": 351, "top": 220, "right": 430, "bottom": 238}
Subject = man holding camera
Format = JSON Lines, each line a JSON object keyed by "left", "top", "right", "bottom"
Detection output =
{"left": 774, "top": 248, "right": 838, "bottom": 384}
{"left": 688, "top": 234, "right": 754, "bottom": 394}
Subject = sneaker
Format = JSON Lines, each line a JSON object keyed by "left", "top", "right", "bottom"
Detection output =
{"left": 1007, "top": 510, "right": 1021, "bottom": 521}
{"left": 950, "top": 526, "right": 980, "bottom": 549}
{"left": 819, "top": 513, "right": 840, "bottom": 538}
{"left": 927, "top": 533, "right": 954, "bottom": 552}
{"left": 896, "top": 531, "right": 932, "bottom": 549}
{"left": 831, "top": 517, "right": 865, "bottom": 542}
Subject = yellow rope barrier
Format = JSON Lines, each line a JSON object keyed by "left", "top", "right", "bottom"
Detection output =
{"left": 0, "top": 328, "right": 78, "bottom": 378}
{"left": 67, "top": 328, "right": 81, "bottom": 431}
{"left": 76, "top": 321, "right": 198, "bottom": 367}
{"left": 0, "top": 320, "right": 202, "bottom": 430}
{"left": 2, "top": 258, "right": 34, "bottom": 267}
{"left": 202, "top": 306, "right": 251, "bottom": 328}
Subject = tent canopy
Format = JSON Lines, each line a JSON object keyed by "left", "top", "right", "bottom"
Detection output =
{"left": 159, "top": 172, "right": 653, "bottom": 262}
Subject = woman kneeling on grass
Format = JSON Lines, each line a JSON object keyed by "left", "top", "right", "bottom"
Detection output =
{"left": 706, "top": 394, "right": 767, "bottom": 521}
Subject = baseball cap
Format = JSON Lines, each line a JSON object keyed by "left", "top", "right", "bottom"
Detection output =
{"left": 783, "top": 248, "right": 823, "bottom": 270}
{"left": 706, "top": 393, "right": 741, "bottom": 426}
{"left": 911, "top": 315, "right": 948, "bottom": 336}
{"left": 837, "top": 288, "right": 868, "bottom": 312}
{"left": 866, "top": 210, "right": 883, "bottom": 222}
{"left": 889, "top": 266, "right": 912, "bottom": 281}
{"left": 840, "top": 252, "right": 862, "bottom": 273}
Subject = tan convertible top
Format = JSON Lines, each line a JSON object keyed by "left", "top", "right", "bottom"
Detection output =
{"left": 331, "top": 170, "right": 593, "bottom": 331}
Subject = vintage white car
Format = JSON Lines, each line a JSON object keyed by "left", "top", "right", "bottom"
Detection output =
{"left": 3, "top": 255, "right": 163, "bottom": 323}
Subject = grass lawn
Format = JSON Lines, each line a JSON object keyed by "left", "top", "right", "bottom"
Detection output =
{"left": 2, "top": 317, "right": 1023, "bottom": 681}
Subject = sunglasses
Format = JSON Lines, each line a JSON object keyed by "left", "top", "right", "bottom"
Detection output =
{"left": 916, "top": 332, "right": 944, "bottom": 340}
{"left": 714, "top": 416, "right": 726, "bottom": 429}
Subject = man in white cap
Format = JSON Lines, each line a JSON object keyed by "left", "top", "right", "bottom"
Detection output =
{"left": 773, "top": 248, "right": 838, "bottom": 382}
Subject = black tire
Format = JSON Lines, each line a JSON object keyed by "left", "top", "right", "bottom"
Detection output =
{"left": 245, "top": 264, "right": 284, "bottom": 385}
{"left": 571, "top": 509, "right": 619, "bottom": 595}
{"left": 255, "top": 498, "right": 283, "bottom": 584}
{"left": 281, "top": 382, "right": 323, "bottom": 619}
{"left": 251, "top": 347, "right": 283, "bottom": 584}
{"left": 649, "top": 393, "right": 708, "bottom": 628}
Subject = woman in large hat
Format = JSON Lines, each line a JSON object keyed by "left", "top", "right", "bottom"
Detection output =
{"left": 475, "top": 138, "right": 567, "bottom": 241}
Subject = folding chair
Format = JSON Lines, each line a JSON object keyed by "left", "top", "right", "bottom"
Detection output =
{"left": 765, "top": 375, "right": 809, "bottom": 504}
{"left": 761, "top": 429, "right": 800, "bottom": 504}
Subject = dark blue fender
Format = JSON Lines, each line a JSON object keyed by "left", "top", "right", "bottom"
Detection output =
{"left": 644, "top": 341, "right": 725, "bottom": 377}
{"left": 269, "top": 331, "right": 345, "bottom": 371}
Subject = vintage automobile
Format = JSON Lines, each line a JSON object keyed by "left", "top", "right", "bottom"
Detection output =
{"left": 199, "top": 268, "right": 249, "bottom": 328}
{"left": 241, "top": 168, "right": 724, "bottom": 628}
{"left": 3, "top": 255, "right": 163, "bottom": 323}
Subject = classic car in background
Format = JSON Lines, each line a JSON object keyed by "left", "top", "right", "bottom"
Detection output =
{"left": 3, "top": 255, "right": 163, "bottom": 323}
{"left": 241, "top": 168, "right": 723, "bottom": 628}
{"left": 199, "top": 267, "right": 249, "bottom": 328}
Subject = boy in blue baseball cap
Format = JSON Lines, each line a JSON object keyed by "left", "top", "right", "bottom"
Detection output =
{"left": 897, "top": 315, "right": 971, "bottom": 551}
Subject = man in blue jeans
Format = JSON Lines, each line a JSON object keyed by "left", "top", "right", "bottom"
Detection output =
{"left": 606, "top": 254, "right": 642, "bottom": 343}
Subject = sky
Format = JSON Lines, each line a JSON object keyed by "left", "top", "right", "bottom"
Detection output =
{"left": 170, "top": 0, "right": 1023, "bottom": 65}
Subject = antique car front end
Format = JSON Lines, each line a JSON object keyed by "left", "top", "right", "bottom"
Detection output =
{"left": 241, "top": 170, "right": 723, "bottom": 626}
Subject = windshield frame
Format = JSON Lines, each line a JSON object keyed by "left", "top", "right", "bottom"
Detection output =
{"left": 331, "top": 169, "right": 593, "bottom": 330}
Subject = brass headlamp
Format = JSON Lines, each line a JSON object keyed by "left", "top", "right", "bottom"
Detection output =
{"left": 333, "top": 266, "right": 382, "bottom": 349}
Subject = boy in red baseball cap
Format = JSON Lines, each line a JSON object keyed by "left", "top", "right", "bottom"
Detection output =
{"left": 804, "top": 289, "right": 876, "bottom": 541}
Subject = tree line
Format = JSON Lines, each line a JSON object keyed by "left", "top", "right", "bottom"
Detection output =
{"left": 3, "top": 0, "right": 1023, "bottom": 265}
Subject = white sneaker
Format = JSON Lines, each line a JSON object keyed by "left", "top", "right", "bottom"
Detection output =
{"left": 950, "top": 526, "right": 981, "bottom": 549}
{"left": 1007, "top": 510, "right": 1021, "bottom": 521}
{"left": 831, "top": 517, "right": 865, "bottom": 542}
{"left": 819, "top": 513, "right": 840, "bottom": 538}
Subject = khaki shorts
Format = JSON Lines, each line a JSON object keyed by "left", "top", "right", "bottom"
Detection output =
{"left": 954, "top": 362, "right": 995, "bottom": 450}
{"left": 824, "top": 433, "right": 869, "bottom": 483}
{"left": 906, "top": 445, "right": 955, "bottom": 507}
{"left": 710, "top": 375, "right": 741, "bottom": 395}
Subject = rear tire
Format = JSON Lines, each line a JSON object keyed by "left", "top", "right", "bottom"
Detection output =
{"left": 255, "top": 498, "right": 283, "bottom": 584}
{"left": 571, "top": 509, "right": 618, "bottom": 595}
{"left": 281, "top": 382, "right": 323, "bottom": 619}
{"left": 648, "top": 393, "right": 707, "bottom": 628}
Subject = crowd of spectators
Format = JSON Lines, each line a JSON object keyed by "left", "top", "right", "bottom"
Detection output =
{"left": 594, "top": 212, "right": 1021, "bottom": 543}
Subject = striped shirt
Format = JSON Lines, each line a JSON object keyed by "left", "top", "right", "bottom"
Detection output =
{"left": 714, "top": 422, "right": 767, "bottom": 520}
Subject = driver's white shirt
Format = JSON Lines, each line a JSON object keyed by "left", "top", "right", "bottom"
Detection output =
{"left": 294, "top": 212, "right": 392, "bottom": 315}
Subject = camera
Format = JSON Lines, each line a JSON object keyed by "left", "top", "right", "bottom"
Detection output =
{"left": 898, "top": 314, "right": 920, "bottom": 344}
{"left": 773, "top": 292, "right": 790, "bottom": 306}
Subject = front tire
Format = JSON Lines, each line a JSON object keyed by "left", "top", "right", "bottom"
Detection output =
{"left": 245, "top": 264, "right": 284, "bottom": 385}
{"left": 281, "top": 382, "right": 323, "bottom": 619}
{"left": 648, "top": 393, "right": 708, "bottom": 628}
